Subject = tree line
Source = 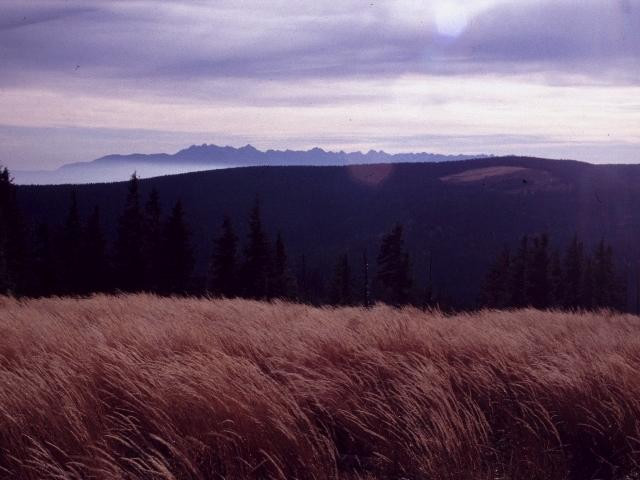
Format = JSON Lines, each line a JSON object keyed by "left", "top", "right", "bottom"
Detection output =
{"left": 0, "top": 170, "right": 296, "bottom": 299}
{"left": 0, "top": 169, "right": 419, "bottom": 305}
{"left": 0, "top": 167, "right": 629, "bottom": 311}
{"left": 480, "top": 233, "right": 626, "bottom": 310}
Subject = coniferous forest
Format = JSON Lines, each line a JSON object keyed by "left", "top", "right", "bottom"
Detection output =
{"left": 0, "top": 167, "right": 628, "bottom": 311}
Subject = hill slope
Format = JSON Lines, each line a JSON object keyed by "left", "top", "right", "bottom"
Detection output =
{"left": 1, "top": 295, "right": 639, "bottom": 479}
{"left": 15, "top": 156, "right": 640, "bottom": 306}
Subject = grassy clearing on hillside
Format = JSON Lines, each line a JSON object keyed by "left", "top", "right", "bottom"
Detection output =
{"left": 0, "top": 295, "right": 639, "bottom": 479}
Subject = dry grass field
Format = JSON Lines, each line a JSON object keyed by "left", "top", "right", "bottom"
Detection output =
{"left": 1, "top": 295, "right": 639, "bottom": 479}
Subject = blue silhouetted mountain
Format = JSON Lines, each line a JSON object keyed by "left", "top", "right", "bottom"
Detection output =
{"left": 13, "top": 144, "right": 488, "bottom": 184}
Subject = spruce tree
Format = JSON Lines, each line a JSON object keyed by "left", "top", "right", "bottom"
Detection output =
{"left": 527, "top": 234, "right": 550, "bottom": 309}
{"left": 481, "top": 246, "right": 511, "bottom": 308}
{"left": 363, "top": 249, "right": 370, "bottom": 308}
{"left": 330, "top": 253, "right": 352, "bottom": 306}
{"left": 593, "top": 239, "right": 615, "bottom": 308}
{"left": 564, "top": 235, "right": 584, "bottom": 309}
{"left": 297, "top": 254, "right": 311, "bottom": 303}
{"left": 115, "top": 173, "right": 145, "bottom": 292}
{"left": 0, "top": 167, "right": 13, "bottom": 293}
{"left": 60, "top": 192, "right": 84, "bottom": 295}
{"left": 548, "top": 250, "right": 564, "bottom": 308}
{"left": 422, "top": 249, "right": 435, "bottom": 309}
{"left": 82, "top": 206, "right": 108, "bottom": 294}
{"left": 209, "top": 215, "right": 238, "bottom": 297}
{"left": 509, "top": 236, "right": 529, "bottom": 307}
{"left": 242, "top": 198, "right": 271, "bottom": 299}
{"left": 32, "top": 223, "right": 57, "bottom": 297}
{"left": 581, "top": 255, "right": 595, "bottom": 310}
{"left": 269, "top": 232, "right": 292, "bottom": 299}
{"left": 0, "top": 167, "right": 27, "bottom": 295}
{"left": 376, "top": 224, "right": 412, "bottom": 306}
{"left": 159, "top": 200, "right": 194, "bottom": 294}
{"left": 143, "top": 188, "right": 163, "bottom": 292}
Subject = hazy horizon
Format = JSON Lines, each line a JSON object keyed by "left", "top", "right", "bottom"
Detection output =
{"left": 1, "top": 0, "right": 639, "bottom": 171}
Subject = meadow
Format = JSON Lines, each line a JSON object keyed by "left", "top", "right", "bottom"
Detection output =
{"left": 1, "top": 295, "right": 639, "bottom": 479}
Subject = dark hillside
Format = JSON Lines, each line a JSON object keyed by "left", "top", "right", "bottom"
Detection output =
{"left": 16, "top": 157, "right": 640, "bottom": 306}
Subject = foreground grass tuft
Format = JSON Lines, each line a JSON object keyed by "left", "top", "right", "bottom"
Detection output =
{"left": 1, "top": 295, "right": 639, "bottom": 479}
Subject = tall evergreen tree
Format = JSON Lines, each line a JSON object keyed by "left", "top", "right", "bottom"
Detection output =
{"left": 564, "top": 235, "right": 584, "bottom": 309}
{"left": 159, "top": 200, "right": 194, "bottom": 294}
{"left": 82, "top": 206, "right": 108, "bottom": 294}
{"left": 581, "top": 255, "right": 595, "bottom": 310}
{"left": 242, "top": 198, "right": 271, "bottom": 299}
{"left": 0, "top": 167, "right": 12, "bottom": 293}
{"left": 375, "top": 224, "right": 412, "bottom": 306}
{"left": 115, "top": 173, "right": 146, "bottom": 292}
{"left": 593, "top": 239, "right": 615, "bottom": 308}
{"left": 422, "top": 249, "right": 435, "bottom": 309}
{"left": 60, "top": 192, "right": 84, "bottom": 295}
{"left": 0, "top": 168, "right": 10, "bottom": 291}
{"left": 527, "top": 234, "right": 550, "bottom": 309}
{"left": 269, "top": 232, "right": 292, "bottom": 299}
{"left": 509, "top": 236, "right": 529, "bottom": 307}
{"left": 209, "top": 215, "right": 238, "bottom": 297}
{"left": 143, "top": 188, "right": 163, "bottom": 291}
{"left": 481, "top": 246, "right": 511, "bottom": 308}
{"left": 363, "top": 249, "right": 371, "bottom": 308}
{"left": 31, "top": 223, "right": 57, "bottom": 297}
{"left": 548, "top": 250, "right": 564, "bottom": 308}
{"left": 330, "top": 253, "right": 352, "bottom": 306}
{"left": 0, "top": 167, "right": 28, "bottom": 295}
{"left": 296, "top": 254, "right": 311, "bottom": 303}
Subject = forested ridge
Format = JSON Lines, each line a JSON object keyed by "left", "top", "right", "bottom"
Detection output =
{"left": 5, "top": 156, "right": 640, "bottom": 309}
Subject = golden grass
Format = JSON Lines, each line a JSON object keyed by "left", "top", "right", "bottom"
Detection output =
{"left": 1, "top": 295, "right": 639, "bottom": 479}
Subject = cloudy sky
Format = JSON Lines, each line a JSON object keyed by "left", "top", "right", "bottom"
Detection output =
{"left": 0, "top": 0, "right": 638, "bottom": 170}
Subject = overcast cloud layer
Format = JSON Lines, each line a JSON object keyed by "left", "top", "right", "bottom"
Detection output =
{"left": 0, "top": 0, "right": 638, "bottom": 169}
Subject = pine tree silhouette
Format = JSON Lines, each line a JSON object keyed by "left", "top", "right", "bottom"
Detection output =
{"left": 82, "top": 206, "right": 108, "bottom": 294}
{"left": 481, "top": 246, "right": 511, "bottom": 308}
{"left": 548, "top": 250, "right": 564, "bottom": 308}
{"left": 362, "top": 249, "right": 370, "bottom": 308}
{"left": 115, "top": 173, "right": 146, "bottom": 292}
{"left": 422, "top": 249, "right": 435, "bottom": 309}
{"left": 581, "top": 255, "right": 595, "bottom": 309}
{"left": 0, "top": 167, "right": 28, "bottom": 295}
{"left": 209, "top": 215, "right": 238, "bottom": 297}
{"left": 564, "top": 235, "right": 584, "bottom": 309}
{"left": 593, "top": 239, "right": 615, "bottom": 308}
{"left": 296, "top": 254, "right": 311, "bottom": 303}
{"left": 376, "top": 224, "right": 412, "bottom": 306}
{"left": 31, "top": 223, "right": 57, "bottom": 297}
{"left": 0, "top": 167, "right": 13, "bottom": 293}
{"left": 527, "top": 234, "right": 550, "bottom": 309}
{"left": 509, "top": 236, "right": 530, "bottom": 307}
{"left": 330, "top": 253, "right": 352, "bottom": 306}
{"left": 269, "top": 232, "right": 292, "bottom": 299}
{"left": 143, "top": 188, "right": 163, "bottom": 292}
{"left": 159, "top": 200, "right": 194, "bottom": 294}
{"left": 242, "top": 198, "right": 271, "bottom": 299}
{"left": 60, "top": 192, "right": 84, "bottom": 295}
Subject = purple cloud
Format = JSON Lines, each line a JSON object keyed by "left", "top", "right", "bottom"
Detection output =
{"left": 0, "top": 0, "right": 638, "bottom": 90}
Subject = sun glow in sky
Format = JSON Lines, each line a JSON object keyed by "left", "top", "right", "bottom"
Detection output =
{"left": 0, "top": 0, "right": 638, "bottom": 169}
{"left": 434, "top": 2, "right": 471, "bottom": 37}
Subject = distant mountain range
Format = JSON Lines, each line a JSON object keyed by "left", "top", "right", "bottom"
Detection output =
{"left": 13, "top": 144, "right": 489, "bottom": 184}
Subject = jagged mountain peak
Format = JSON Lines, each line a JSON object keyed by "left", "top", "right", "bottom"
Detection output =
{"left": 14, "top": 143, "right": 490, "bottom": 185}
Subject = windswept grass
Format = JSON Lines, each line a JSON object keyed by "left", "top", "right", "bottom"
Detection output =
{"left": 1, "top": 295, "right": 639, "bottom": 479}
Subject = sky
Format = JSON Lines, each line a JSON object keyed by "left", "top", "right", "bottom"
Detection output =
{"left": 0, "top": 0, "right": 638, "bottom": 170}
